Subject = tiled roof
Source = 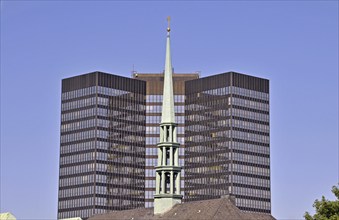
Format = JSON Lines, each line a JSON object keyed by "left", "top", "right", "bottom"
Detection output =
{"left": 88, "top": 197, "right": 275, "bottom": 220}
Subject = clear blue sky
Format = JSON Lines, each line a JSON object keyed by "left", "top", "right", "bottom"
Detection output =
{"left": 1, "top": 1, "right": 338, "bottom": 219}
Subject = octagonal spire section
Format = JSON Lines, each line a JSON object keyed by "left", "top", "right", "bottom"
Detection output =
{"left": 161, "top": 31, "right": 175, "bottom": 124}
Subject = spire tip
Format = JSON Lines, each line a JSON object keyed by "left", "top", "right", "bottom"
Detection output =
{"left": 167, "top": 16, "right": 171, "bottom": 32}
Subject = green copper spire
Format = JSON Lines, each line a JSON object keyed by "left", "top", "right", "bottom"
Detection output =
{"left": 154, "top": 17, "right": 182, "bottom": 215}
{"left": 161, "top": 16, "right": 175, "bottom": 124}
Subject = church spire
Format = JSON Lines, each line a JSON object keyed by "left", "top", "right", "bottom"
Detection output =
{"left": 154, "top": 17, "right": 182, "bottom": 215}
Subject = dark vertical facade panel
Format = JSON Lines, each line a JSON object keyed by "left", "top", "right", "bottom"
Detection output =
{"left": 62, "top": 72, "right": 97, "bottom": 93}
{"left": 231, "top": 72, "right": 269, "bottom": 93}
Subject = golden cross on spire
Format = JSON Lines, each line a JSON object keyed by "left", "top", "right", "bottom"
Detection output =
{"left": 167, "top": 16, "right": 171, "bottom": 32}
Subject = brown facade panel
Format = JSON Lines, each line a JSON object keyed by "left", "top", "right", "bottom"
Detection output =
{"left": 133, "top": 72, "right": 199, "bottom": 208}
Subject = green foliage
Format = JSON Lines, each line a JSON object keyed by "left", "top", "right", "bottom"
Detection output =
{"left": 304, "top": 185, "right": 339, "bottom": 220}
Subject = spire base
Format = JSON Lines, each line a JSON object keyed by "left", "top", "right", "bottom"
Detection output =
{"left": 154, "top": 196, "right": 182, "bottom": 215}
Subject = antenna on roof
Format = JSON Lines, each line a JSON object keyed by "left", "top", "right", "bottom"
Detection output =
{"left": 131, "top": 64, "right": 137, "bottom": 78}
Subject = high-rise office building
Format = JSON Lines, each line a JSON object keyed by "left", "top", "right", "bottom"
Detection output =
{"left": 58, "top": 72, "right": 146, "bottom": 219}
{"left": 132, "top": 73, "right": 199, "bottom": 208}
{"left": 184, "top": 72, "right": 270, "bottom": 213}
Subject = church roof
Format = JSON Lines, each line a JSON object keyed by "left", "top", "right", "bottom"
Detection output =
{"left": 88, "top": 197, "right": 275, "bottom": 220}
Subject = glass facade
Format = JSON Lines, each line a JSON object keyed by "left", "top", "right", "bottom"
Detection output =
{"left": 133, "top": 73, "right": 199, "bottom": 208}
{"left": 58, "top": 72, "right": 146, "bottom": 219}
{"left": 184, "top": 72, "right": 271, "bottom": 213}
{"left": 58, "top": 71, "right": 271, "bottom": 217}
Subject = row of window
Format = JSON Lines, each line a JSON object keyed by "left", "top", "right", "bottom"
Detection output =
{"left": 232, "top": 86, "right": 269, "bottom": 101}
{"left": 146, "top": 105, "right": 185, "bottom": 113}
{"left": 232, "top": 119, "right": 269, "bottom": 133}
{"left": 61, "top": 129, "right": 145, "bottom": 144}
{"left": 62, "top": 118, "right": 145, "bottom": 133}
{"left": 62, "top": 97, "right": 96, "bottom": 111}
{"left": 233, "top": 175, "right": 270, "bottom": 188}
{"left": 97, "top": 152, "right": 144, "bottom": 164}
{"left": 59, "top": 186, "right": 94, "bottom": 199}
{"left": 146, "top": 95, "right": 185, "bottom": 103}
{"left": 62, "top": 86, "right": 144, "bottom": 103}
{"left": 186, "top": 163, "right": 226, "bottom": 174}
{"left": 59, "top": 175, "right": 94, "bottom": 187}
{"left": 105, "top": 187, "right": 144, "bottom": 196}
{"left": 61, "top": 140, "right": 124, "bottom": 154}
{"left": 185, "top": 119, "right": 268, "bottom": 134}
{"left": 233, "top": 186, "right": 270, "bottom": 199}
{"left": 201, "top": 87, "right": 232, "bottom": 96}
{"left": 185, "top": 177, "right": 228, "bottom": 185}
{"left": 61, "top": 119, "right": 97, "bottom": 133}
{"left": 232, "top": 130, "right": 269, "bottom": 144}
{"left": 61, "top": 130, "right": 96, "bottom": 144}
{"left": 186, "top": 109, "right": 231, "bottom": 121}
{"left": 185, "top": 122, "right": 228, "bottom": 132}
{"left": 185, "top": 188, "right": 228, "bottom": 196}
{"left": 232, "top": 163, "right": 270, "bottom": 177}
{"left": 145, "top": 158, "right": 185, "bottom": 167}
{"left": 233, "top": 152, "right": 270, "bottom": 166}
{"left": 105, "top": 166, "right": 144, "bottom": 175}
{"left": 59, "top": 197, "right": 94, "bottom": 210}
{"left": 232, "top": 97, "right": 269, "bottom": 112}
{"left": 97, "top": 97, "right": 145, "bottom": 110}
{"left": 109, "top": 108, "right": 146, "bottom": 118}
{"left": 232, "top": 141, "right": 269, "bottom": 155}
{"left": 60, "top": 163, "right": 95, "bottom": 176}
{"left": 96, "top": 174, "right": 144, "bottom": 185}
{"left": 62, "top": 107, "right": 145, "bottom": 121}
{"left": 62, "top": 86, "right": 96, "bottom": 101}
{"left": 60, "top": 152, "right": 95, "bottom": 165}
{"left": 62, "top": 108, "right": 96, "bottom": 122}
{"left": 97, "top": 86, "right": 132, "bottom": 97}
{"left": 60, "top": 141, "right": 96, "bottom": 154}
{"left": 186, "top": 133, "right": 223, "bottom": 142}
{"left": 58, "top": 207, "right": 93, "bottom": 219}
{"left": 185, "top": 103, "right": 212, "bottom": 111}
{"left": 236, "top": 198, "right": 271, "bottom": 211}
{"left": 189, "top": 147, "right": 220, "bottom": 159}
{"left": 232, "top": 108, "right": 269, "bottom": 122}
{"left": 146, "top": 116, "right": 185, "bottom": 124}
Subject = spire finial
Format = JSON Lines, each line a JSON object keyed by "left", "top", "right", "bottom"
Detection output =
{"left": 167, "top": 16, "right": 171, "bottom": 32}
